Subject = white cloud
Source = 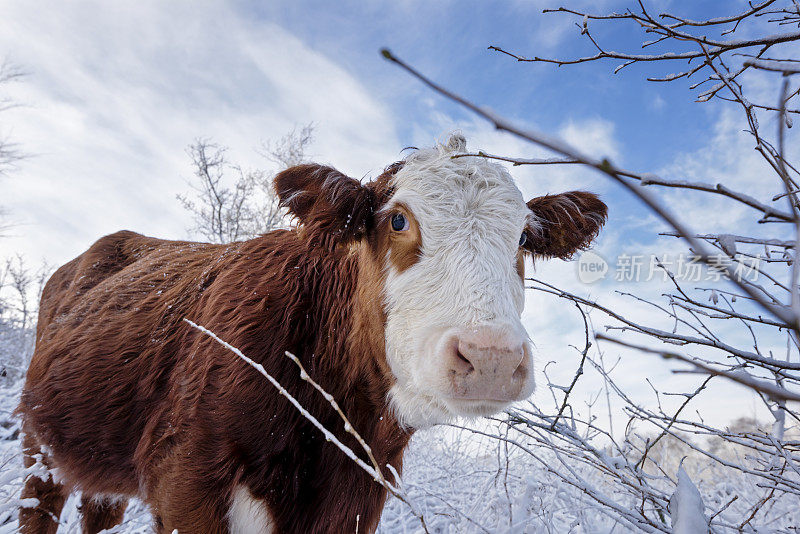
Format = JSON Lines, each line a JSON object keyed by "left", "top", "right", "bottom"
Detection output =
{"left": 650, "top": 93, "right": 666, "bottom": 112}
{"left": 657, "top": 106, "right": 798, "bottom": 235}
{"left": 559, "top": 117, "right": 620, "bottom": 162}
{"left": 0, "top": 1, "right": 400, "bottom": 266}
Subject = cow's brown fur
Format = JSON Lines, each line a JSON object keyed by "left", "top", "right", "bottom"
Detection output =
{"left": 17, "top": 159, "right": 606, "bottom": 534}
{"left": 19, "top": 164, "right": 408, "bottom": 534}
{"left": 524, "top": 191, "right": 607, "bottom": 260}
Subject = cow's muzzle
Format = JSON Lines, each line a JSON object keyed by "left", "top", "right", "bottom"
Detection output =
{"left": 440, "top": 324, "right": 534, "bottom": 405}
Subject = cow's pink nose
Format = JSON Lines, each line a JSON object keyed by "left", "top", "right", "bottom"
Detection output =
{"left": 445, "top": 326, "right": 531, "bottom": 402}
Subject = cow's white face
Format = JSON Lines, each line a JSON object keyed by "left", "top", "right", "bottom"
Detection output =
{"left": 275, "top": 134, "right": 607, "bottom": 430}
{"left": 380, "top": 138, "right": 535, "bottom": 428}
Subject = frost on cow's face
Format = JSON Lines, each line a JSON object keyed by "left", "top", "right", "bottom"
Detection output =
{"left": 274, "top": 134, "right": 607, "bottom": 429}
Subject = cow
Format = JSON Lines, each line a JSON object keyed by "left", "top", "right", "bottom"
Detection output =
{"left": 17, "top": 134, "right": 606, "bottom": 533}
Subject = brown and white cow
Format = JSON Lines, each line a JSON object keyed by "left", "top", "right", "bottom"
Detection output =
{"left": 17, "top": 134, "right": 606, "bottom": 533}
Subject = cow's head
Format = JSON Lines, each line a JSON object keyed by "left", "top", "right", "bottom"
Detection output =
{"left": 275, "top": 134, "right": 607, "bottom": 428}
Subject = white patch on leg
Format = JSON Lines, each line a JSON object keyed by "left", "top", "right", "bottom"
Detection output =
{"left": 228, "top": 485, "right": 274, "bottom": 534}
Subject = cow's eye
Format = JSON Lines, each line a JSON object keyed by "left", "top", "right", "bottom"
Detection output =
{"left": 391, "top": 213, "right": 409, "bottom": 232}
{"left": 519, "top": 232, "right": 527, "bottom": 247}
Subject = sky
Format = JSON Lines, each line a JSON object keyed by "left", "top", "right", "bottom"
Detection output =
{"left": 1, "top": 0, "right": 798, "bottom": 432}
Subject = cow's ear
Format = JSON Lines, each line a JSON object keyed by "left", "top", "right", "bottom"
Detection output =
{"left": 522, "top": 191, "right": 607, "bottom": 259}
{"left": 274, "top": 164, "right": 374, "bottom": 247}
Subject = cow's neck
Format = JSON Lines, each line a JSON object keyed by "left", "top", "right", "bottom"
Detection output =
{"left": 291, "top": 236, "right": 412, "bottom": 460}
{"left": 273, "top": 238, "right": 412, "bottom": 532}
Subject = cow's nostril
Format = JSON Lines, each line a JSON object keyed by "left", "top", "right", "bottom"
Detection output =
{"left": 512, "top": 359, "right": 527, "bottom": 380}
{"left": 456, "top": 350, "right": 475, "bottom": 373}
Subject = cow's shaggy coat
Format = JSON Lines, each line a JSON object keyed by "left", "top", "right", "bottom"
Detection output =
{"left": 17, "top": 136, "right": 606, "bottom": 533}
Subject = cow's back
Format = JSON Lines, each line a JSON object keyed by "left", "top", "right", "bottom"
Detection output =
{"left": 19, "top": 230, "right": 229, "bottom": 495}
{"left": 36, "top": 231, "right": 152, "bottom": 333}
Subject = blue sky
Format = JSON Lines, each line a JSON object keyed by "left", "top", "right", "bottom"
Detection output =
{"left": 1, "top": 0, "right": 797, "bottom": 429}
{"left": 0, "top": 0, "right": 750, "bottom": 261}
{"left": 253, "top": 0, "right": 721, "bottom": 166}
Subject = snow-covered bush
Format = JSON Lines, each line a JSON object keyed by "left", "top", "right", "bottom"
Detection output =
{"left": 0, "top": 256, "right": 46, "bottom": 386}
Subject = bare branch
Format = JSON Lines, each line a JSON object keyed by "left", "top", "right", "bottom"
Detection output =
{"left": 597, "top": 333, "right": 800, "bottom": 402}
{"left": 745, "top": 58, "right": 800, "bottom": 74}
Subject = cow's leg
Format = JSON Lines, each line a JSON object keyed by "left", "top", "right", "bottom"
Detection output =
{"left": 145, "top": 466, "right": 230, "bottom": 534}
{"left": 19, "top": 434, "right": 68, "bottom": 534}
{"left": 79, "top": 495, "right": 128, "bottom": 534}
{"left": 153, "top": 500, "right": 231, "bottom": 534}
